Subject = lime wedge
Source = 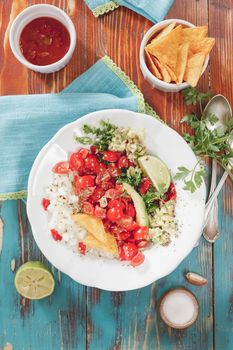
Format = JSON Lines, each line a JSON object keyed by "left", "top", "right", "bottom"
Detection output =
{"left": 138, "top": 155, "right": 171, "bottom": 193}
{"left": 15, "top": 261, "right": 55, "bottom": 300}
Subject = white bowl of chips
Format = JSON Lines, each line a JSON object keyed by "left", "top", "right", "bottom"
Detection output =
{"left": 140, "top": 19, "right": 215, "bottom": 92}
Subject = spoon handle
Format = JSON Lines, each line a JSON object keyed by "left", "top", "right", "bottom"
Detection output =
{"left": 203, "top": 159, "right": 219, "bottom": 242}
{"left": 203, "top": 170, "right": 228, "bottom": 241}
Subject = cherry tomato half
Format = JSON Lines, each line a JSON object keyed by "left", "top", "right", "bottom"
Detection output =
{"left": 140, "top": 177, "right": 152, "bottom": 194}
{"left": 51, "top": 229, "right": 62, "bottom": 241}
{"left": 76, "top": 175, "right": 95, "bottom": 191}
{"left": 108, "top": 199, "right": 125, "bottom": 210}
{"left": 84, "top": 155, "right": 100, "bottom": 173}
{"left": 108, "top": 164, "right": 121, "bottom": 177}
{"left": 90, "top": 186, "right": 105, "bottom": 202}
{"left": 105, "top": 189, "right": 120, "bottom": 199}
{"left": 78, "top": 242, "right": 86, "bottom": 255}
{"left": 94, "top": 205, "right": 107, "bottom": 219}
{"left": 96, "top": 170, "right": 111, "bottom": 184}
{"left": 107, "top": 207, "right": 124, "bottom": 222}
{"left": 69, "top": 152, "right": 84, "bottom": 171}
{"left": 131, "top": 252, "right": 145, "bottom": 267}
{"left": 103, "top": 151, "right": 122, "bottom": 162}
{"left": 52, "top": 161, "right": 69, "bottom": 174}
{"left": 82, "top": 201, "right": 94, "bottom": 215}
{"left": 42, "top": 198, "right": 50, "bottom": 211}
{"left": 164, "top": 182, "right": 177, "bottom": 201}
{"left": 137, "top": 240, "right": 150, "bottom": 249}
{"left": 117, "top": 216, "right": 138, "bottom": 230}
{"left": 117, "top": 156, "right": 129, "bottom": 169}
{"left": 122, "top": 243, "right": 138, "bottom": 260}
{"left": 77, "top": 148, "right": 89, "bottom": 159}
{"left": 99, "top": 162, "right": 107, "bottom": 173}
{"left": 134, "top": 226, "right": 149, "bottom": 241}
{"left": 126, "top": 203, "right": 136, "bottom": 218}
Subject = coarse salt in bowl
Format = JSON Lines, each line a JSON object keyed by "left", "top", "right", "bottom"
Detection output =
{"left": 139, "top": 19, "right": 209, "bottom": 93}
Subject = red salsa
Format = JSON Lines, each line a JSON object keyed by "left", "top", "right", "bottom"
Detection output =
{"left": 20, "top": 17, "right": 70, "bottom": 66}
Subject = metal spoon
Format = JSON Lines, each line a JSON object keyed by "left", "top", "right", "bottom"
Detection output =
{"left": 202, "top": 95, "right": 232, "bottom": 243}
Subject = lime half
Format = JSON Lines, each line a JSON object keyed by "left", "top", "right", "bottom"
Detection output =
{"left": 15, "top": 261, "right": 55, "bottom": 300}
{"left": 138, "top": 155, "right": 171, "bottom": 193}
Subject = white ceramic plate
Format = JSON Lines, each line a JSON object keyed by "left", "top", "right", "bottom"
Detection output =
{"left": 27, "top": 109, "right": 206, "bottom": 291}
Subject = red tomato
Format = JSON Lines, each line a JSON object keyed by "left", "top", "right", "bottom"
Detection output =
{"left": 100, "top": 181, "right": 114, "bottom": 191}
{"left": 99, "top": 162, "right": 107, "bottom": 173}
{"left": 108, "top": 199, "right": 125, "bottom": 210}
{"left": 78, "top": 242, "right": 86, "bottom": 255}
{"left": 115, "top": 183, "right": 124, "bottom": 193}
{"left": 122, "top": 243, "right": 138, "bottom": 260}
{"left": 108, "top": 164, "right": 121, "bottom": 177}
{"left": 128, "top": 160, "right": 135, "bottom": 167}
{"left": 102, "top": 219, "right": 111, "bottom": 232}
{"left": 115, "top": 230, "right": 131, "bottom": 241}
{"left": 105, "top": 189, "right": 120, "bottom": 199}
{"left": 69, "top": 152, "right": 84, "bottom": 171}
{"left": 140, "top": 177, "right": 152, "bottom": 194}
{"left": 96, "top": 170, "right": 111, "bottom": 184}
{"left": 94, "top": 205, "right": 107, "bottom": 219}
{"left": 131, "top": 252, "right": 145, "bottom": 267}
{"left": 117, "top": 156, "right": 129, "bottom": 169}
{"left": 51, "top": 229, "right": 62, "bottom": 241}
{"left": 134, "top": 226, "right": 149, "bottom": 241}
{"left": 165, "top": 182, "right": 177, "bottom": 201}
{"left": 42, "top": 198, "right": 50, "bottom": 211}
{"left": 77, "top": 148, "right": 89, "bottom": 159}
{"left": 90, "top": 145, "right": 97, "bottom": 154}
{"left": 107, "top": 207, "right": 124, "bottom": 221}
{"left": 103, "top": 151, "right": 121, "bottom": 162}
{"left": 126, "top": 203, "right": 136, "bottom": 218}
{"left": 90, "top": 186, "right": 105, "bottom": 202}
{"left": 117, "top": 216, "right": 138, "bottom": 230}
{"left": 76, "top": 175, "right": 95, "bottom": 191}
{"left": 84, "top": 155, "right": 100, "bottom": 173}
{"left": 137, "top": 240, "right": 150, "bottom": 249}
{"left": 82, "top": 201, "right": 94, "bottom": 215}
{"left": 52, "top": 161, "right": 69, "bottom": 174}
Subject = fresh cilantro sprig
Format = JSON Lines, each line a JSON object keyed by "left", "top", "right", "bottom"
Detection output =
{"left": 182, "top": 87, "right": 212, "bottom": 111}
{"left": 174, "top": 161, "right": 206, "bottom": 193}
{"left": 117, "top": 166, "right": 142, "bottom": 188}
{"left": 76, "top": 120, "right": 117, "bottom": 151}
{"left": 176, "top": 88, "right": 233, "bottom": 193}
{"left": 142, "top": 189, "right": 163, "bottom": 214}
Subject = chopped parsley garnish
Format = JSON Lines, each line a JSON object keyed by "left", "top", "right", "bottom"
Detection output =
{"left": 76, "top": 120, "right": 117, "bottom": 151}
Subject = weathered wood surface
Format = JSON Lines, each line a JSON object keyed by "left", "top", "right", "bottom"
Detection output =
{"left": 0, "top": 1, "right": 232, "bottom": 349}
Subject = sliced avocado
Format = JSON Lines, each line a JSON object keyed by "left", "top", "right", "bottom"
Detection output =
{"left": 123, "top": 182, "right": 149, "bottom": 227}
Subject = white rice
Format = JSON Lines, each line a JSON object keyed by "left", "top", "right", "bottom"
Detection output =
{"left": 45, "top": 173, "right": 87, "bottom": 251}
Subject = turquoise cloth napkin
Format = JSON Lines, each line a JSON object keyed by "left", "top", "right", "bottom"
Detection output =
{"left": 85, "top": 0, "right": 174, "bottom": 23}
{"left": 0, "top": 56, "right": 156, "bottom": 200}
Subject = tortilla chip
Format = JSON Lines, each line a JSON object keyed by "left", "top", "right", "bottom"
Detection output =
{"left": 183, "top": 52, "right": 206, "bottom": 87}
{"left": 164, "top": 63, "right": 177, "bottom": 82}
{"left": 189, "top": 37, "right": 215, "bottom": 56}
{"left": 72, "top": 213, "right": 107, "bottom": 243}
{"left": 151, "top": 56, "right": 171, "bottom": 83}
{"left": 84, "top": 232, "right": 118, "bottom": 256}
{"left": 146, "top": 25, "right": 183, "bottom": 70}
{"left": 182, "top": 25, "right": 208, "bottom": 42}
{"left": 145, "top": 49, "right": 162, "bottom": 79}
{"left": 175, "top": 42, "right": 189, "bottom": 84}
{"left": 151, "top": 22, "right": 176, "bottom": 43}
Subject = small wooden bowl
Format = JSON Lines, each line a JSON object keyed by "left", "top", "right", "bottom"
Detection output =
{"left": 159, "top": 288, "right": 199, "bottom": 329}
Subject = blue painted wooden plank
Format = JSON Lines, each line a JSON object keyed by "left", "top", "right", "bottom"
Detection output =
{"left": 214, "top": 182, "right": 233, "bottom": 350}
{"left": 87, "top": 237, "right": 213, "bottom": 350}
{"left": 0, "top": 201, "right": 86, "bottom": 350}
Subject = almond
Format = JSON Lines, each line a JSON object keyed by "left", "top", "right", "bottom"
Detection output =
{"left": 185, "top": 272, "right": 207, "bottom": 286}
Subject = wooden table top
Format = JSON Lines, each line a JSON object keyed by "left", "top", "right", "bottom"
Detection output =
{"left": 0, "top": 1, "right": 233, "bottom": 349}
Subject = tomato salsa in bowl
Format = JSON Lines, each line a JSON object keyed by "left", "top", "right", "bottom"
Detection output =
{"left": 9, "top": 4, "right": 76, "bottom": 73}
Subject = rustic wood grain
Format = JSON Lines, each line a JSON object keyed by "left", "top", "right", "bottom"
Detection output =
{"left": 0, "top": 0, "right": 233, "bottom": 349}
